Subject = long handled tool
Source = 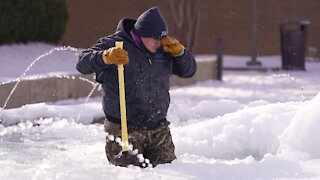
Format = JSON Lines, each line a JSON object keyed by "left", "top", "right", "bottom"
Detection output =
{"left": 116, "top": 41, "right": 129, "bottom": 152}
{"left": 115, "top": 42, "right": 150, "bottom": 167}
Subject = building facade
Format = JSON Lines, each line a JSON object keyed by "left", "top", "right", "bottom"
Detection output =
{"left": 61, "top": 0, "right": 320, "bottom": 57}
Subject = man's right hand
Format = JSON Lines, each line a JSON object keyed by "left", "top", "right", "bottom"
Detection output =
{"left": 102, "top": 47, "right": 129, "bottom": 65}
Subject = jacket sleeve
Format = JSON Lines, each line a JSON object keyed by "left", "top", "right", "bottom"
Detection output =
{"left": 172, "top": 49, "right": 197, "bottom": 78}
{"left": 76, "top": 37, "right": 114, "bottom": 74}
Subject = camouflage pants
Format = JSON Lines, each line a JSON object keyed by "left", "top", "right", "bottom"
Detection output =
{"left": 104, "top": 119, "right": 176, "bottom": 167}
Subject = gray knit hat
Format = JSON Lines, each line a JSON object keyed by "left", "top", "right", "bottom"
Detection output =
{"left": 132, "top": 7, "right": 168, "bottom": 39}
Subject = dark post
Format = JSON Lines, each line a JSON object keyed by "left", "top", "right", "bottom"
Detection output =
{"left": 247, "top": 0, "right": 262, "bottom": 66}
{"left": 216, "top": 36, "right": 224, "bottom": 81}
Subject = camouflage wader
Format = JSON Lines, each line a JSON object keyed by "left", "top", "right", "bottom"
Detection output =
{"left": 104, "top": 119, "right": 176, "bottom": 167}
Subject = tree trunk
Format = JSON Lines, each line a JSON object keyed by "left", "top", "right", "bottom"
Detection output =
{"left": 166, "top": 0, "right": 200, "bottom": 53}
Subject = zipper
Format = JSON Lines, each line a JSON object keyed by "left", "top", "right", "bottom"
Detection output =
{"left": 147, "top": 53, "right": 152, "bottom": 65}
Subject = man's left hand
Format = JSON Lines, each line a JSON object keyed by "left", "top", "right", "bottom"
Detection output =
{"left": 161, "top": 37, "right": 185, "bottom": 57}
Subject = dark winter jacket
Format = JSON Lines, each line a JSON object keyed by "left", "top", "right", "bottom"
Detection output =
{"left": 76, "top": 18, "right": 197, "bottom": 129}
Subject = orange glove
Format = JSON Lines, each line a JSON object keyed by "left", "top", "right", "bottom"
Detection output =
{"left": 102, "top": 47, "right": 129, "bottom": 65}
{"left": 161, "top": 37, "right": 185, "bottom": 57}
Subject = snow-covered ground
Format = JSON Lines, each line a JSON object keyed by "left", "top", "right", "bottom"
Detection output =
{"left": 1, "top": 43, "right": 320, "bottom": 179}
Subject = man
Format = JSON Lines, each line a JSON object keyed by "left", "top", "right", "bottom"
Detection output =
{"left": 76, "top": 6, "right": 197, "bottom": 167}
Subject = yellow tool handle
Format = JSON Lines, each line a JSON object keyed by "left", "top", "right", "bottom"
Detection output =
{"left": 116, "top": 41, "right": 129, "bottom": 152}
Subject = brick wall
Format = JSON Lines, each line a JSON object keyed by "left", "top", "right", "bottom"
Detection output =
{"left": 61, "top": 0, "right": 320, "bottom": 57}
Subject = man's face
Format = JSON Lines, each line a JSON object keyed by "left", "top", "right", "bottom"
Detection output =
{"left": 141, "top": 37, "right": 161, "bottom": 53}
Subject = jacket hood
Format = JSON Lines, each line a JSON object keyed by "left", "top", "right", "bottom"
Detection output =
{"left": 114, "top": 18, "right": 136, "bottom": 43}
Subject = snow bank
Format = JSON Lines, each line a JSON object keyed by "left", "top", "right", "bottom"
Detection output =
{"left": 172, "top": 101, "right": 301, "bottom": 160}
{"left": 0, "top": 99, "right": 104, "bottom": 126}
{"left": 280, "top": 92, "right": 320, "bottom": 160}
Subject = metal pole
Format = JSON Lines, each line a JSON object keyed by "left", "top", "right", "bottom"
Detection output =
{"left": 247, "top": 0, "right": 262, "bottom": 66}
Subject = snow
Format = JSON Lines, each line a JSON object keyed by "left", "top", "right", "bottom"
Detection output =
{"left": 1, "top": 43, "right": 320, "bottom": 179}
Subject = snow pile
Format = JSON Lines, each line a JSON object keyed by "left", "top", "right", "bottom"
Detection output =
{"left": 280, "top": 92, "right": 320, "bottom": 160}
{"left": 173, "top": 100, "right": 301, "bottom": 160}
{"left": 0, "top": 98, "right": 104, "bottom": 126}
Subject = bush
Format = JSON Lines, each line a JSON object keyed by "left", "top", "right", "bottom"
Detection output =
{"left": 0, "top": 0, "right": 68, "bottom": 44}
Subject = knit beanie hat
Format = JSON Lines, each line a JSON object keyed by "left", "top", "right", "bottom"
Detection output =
{"left": 132, "top": 7, "right": 168, "bottom": 39}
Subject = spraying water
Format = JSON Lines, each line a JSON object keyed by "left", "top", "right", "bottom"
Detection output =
{"left": 0, "top": 45, "right": 105, "bottom": 126}
{"left": 1, "top": 46, "right": 78, "bottom": 110}
{"left": 75, "top": 82, "right": 99, "bottom": 122}
{"left": 0, "top": 46, "right": 79, "bottom": 124}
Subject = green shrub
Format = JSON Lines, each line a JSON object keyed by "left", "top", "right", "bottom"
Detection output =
{"left": 0, "top": 0, "right": 68, "bottom": 44}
